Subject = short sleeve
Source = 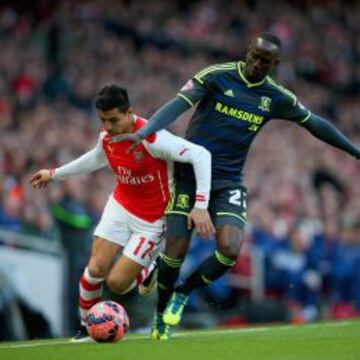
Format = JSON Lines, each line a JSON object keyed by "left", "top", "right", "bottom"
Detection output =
{"left": 176, "top": 65, "right": 219, "bottom": 107}
{"left": 274, "top": 93, "right": 311, "bottom": 124}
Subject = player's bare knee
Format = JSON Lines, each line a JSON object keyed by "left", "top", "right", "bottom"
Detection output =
{"left": 165, "top": 236, "right": 189, "bottom": 259}
{"left": 88, "top": 258, "right": 109, "bottom": 278}
{"left": 217, "top": 243, "right": 240, "bottom": 261}
{"left": 216, "top": 227, "right": 244, "bottom": 260}
{"left": 106, "top": 275, "right": 131, "bottom": 294}
{"left": 106, "top": 276, "right": 121, "bottom": 293}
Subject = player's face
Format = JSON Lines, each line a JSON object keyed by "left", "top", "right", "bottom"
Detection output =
{"left": 244, "top": 38, "right": 280, "bottom": 82}
{"left": 98, "top": 108, "right": 135, "bottom": 136}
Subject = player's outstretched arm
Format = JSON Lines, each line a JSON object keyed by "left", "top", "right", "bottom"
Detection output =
{"left": 137, "top": 97, "right": 191, "bottom": 138}
{"left": 109, "top": 97, "right": 191, "bottom": 149}
{"left": 136, "top": 78, "right": 207, "bottom": 140}
{"left": 30, "top": 137, "right": 108, "bottom": 188}
{"left": 53, "top": 147, "right": 108, "bottom": 181}
{"left": 110, "top": 75, "right": 208, "bottom": 150}
{"left": 301, "top": 114, "right": 360, "bottom": 159}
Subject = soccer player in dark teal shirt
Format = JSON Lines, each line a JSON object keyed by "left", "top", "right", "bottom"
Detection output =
{"left": 110, "top": 33, "right": 360, "bottom": 339}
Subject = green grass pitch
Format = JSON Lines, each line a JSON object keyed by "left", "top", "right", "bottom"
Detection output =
{"left": 1, "top": 320, "right": 359, "bottom": 360}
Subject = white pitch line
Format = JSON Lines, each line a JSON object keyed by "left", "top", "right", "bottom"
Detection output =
{"left": 0, "top": 336, "right": 150, "bottom": 350}
{"left": 0, "top": 340, "right": 76, "bottom": 349}
{"left": 0, "top": 321, "right": 353, "bottom": 350}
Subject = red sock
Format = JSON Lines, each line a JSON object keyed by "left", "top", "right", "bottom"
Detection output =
{"left": 78, "top": 267, "right": 104, "bottom": 325}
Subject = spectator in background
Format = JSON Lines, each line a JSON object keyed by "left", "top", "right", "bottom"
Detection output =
{"left": 51, "top": 178, "right": 93, "bottom": 336}
{"left": 268, "top": 223, "right": 322, "bottom": 322}
{"left": 307, "top": 220, "right": 338, "bottom": 293}
{"left": 330, "top": 221, "right": 360, "bottom": 319}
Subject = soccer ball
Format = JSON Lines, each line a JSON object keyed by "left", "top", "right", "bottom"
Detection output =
{"left": 86, "top": 301, "right": 129, "bottom": 342}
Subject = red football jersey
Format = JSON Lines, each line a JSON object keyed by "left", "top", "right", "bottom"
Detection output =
{"left": 102, "top": 117, "right": 170, "bottom": 222}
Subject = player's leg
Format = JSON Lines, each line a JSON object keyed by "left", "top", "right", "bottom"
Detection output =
{"left": 106, "top": 210, "right": 166, "bottom": 295}
{"left": 152, "top": 218, "right": 191, "bottom": 339}
{"left": 105, "top": 210, "right": 168, "bottom": 338}
{"left": 73, "top": 196, "right": 130, "bottom": 342}
{"left": 138, "top": 261, "right": 158, "bottom": 296}
{"left": 106, "top": 246, "right": 160, "bottom": 296}
{"left": 177, "top": 225, "right": 244, "bottom": 296}
{"left": 155, "top": 173, "right": 194, "bottom": 338}
{"left": 106, "top": 254, "right": 145, "bottom": 294}
{"left": 210, "top": 186, "right": 247, "bottom": 275}
{"left": 164, "top": 186, "right": 247, "bottom": 326}
{"left": 105, "top": 255, "right": 158, "bottom": 296}
{"left": 79, "top": 237, "right": 121, "bottom": 319}
{"left": 157, "top": 216, "right": 191, "bottom": 315}
{"left": 73, "top": 236, "right": 121, "bottom": 342}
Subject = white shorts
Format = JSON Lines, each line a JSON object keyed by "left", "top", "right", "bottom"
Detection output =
{"left": 94, "top": 196, "right": 165, "bottom": 267}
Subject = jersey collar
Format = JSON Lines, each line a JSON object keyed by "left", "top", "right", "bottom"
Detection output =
{"left": 237, "top": 61, "right": 266, "bottom": 88}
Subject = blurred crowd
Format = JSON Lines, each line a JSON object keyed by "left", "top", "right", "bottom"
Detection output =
{"left": 1, "top": 0, "right": 360, "bottom": 326}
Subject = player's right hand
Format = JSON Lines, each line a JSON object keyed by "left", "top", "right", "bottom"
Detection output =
{"left": 109, "top": 133, "right": 143, "bottom": 153}
{"left": 29, "top": 169, "right": 53, "bottom": 189}
{"left": 187, "top": 208, "right": 216, "bottom": 239}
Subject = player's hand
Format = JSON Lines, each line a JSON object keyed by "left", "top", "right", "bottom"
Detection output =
{"left": 109, "top": 133, "right": 143, "bottom": 153}
{"left": 29, "top": 169, "right": 53, "bottom": 189}
{"left": 187, "top": 208, "right": 216, "bottom": 239}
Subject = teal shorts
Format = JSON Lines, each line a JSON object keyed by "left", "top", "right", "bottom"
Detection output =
{"left": 166, "top": 175, "right": 247, "bottom": 237}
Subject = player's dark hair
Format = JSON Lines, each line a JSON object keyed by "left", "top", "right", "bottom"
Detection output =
{"left": 95, "top": 85, "right": 130, "bottom": 113}
{"left": 259, "top": 32, "right": 282, "bottom": 49}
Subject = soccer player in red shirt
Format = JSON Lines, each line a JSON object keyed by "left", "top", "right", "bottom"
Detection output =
{"left": 30, "top": 85, "right": 214, "bottom": 341}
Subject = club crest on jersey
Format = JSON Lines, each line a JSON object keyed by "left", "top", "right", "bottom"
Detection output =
{"left": 224, "top": 89, "right": 234, "bottom": 97}
{"left": 133, "top": 150, "right": 144, "bottom": 162}
{"left": 258, "top": 96, "right": 271, "bottom": 112}
{"left": 181, "top": 79, "right": 194, "bottom": 91}
{"left": 176, "top": 194, "right": 190, "bottom": 209}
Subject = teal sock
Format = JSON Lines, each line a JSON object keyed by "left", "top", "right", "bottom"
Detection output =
{"left": 176, "top": 250, "right": 236, "bottom": 295}
{"left": 157, "top": 254, "right": 183, "bottom": 313}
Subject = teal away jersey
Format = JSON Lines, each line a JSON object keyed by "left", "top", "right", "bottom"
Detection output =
{"left": 177, "top": 61, "right": 311, "bottom": 189}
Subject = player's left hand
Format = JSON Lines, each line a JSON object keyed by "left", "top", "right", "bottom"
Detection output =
{"left": 109, "top": 133, "right": 143, "bottom": 153}
{"left": 188, "top": 208, "right": 216, "bottom": 239}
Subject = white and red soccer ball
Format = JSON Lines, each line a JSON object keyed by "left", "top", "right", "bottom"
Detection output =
{"left": 86, "top": 301, "right": 129, "bottom": 342}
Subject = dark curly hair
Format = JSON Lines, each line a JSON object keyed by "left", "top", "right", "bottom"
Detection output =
{"left": 95, "top": 85, "right": 130, "bottom": 113}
